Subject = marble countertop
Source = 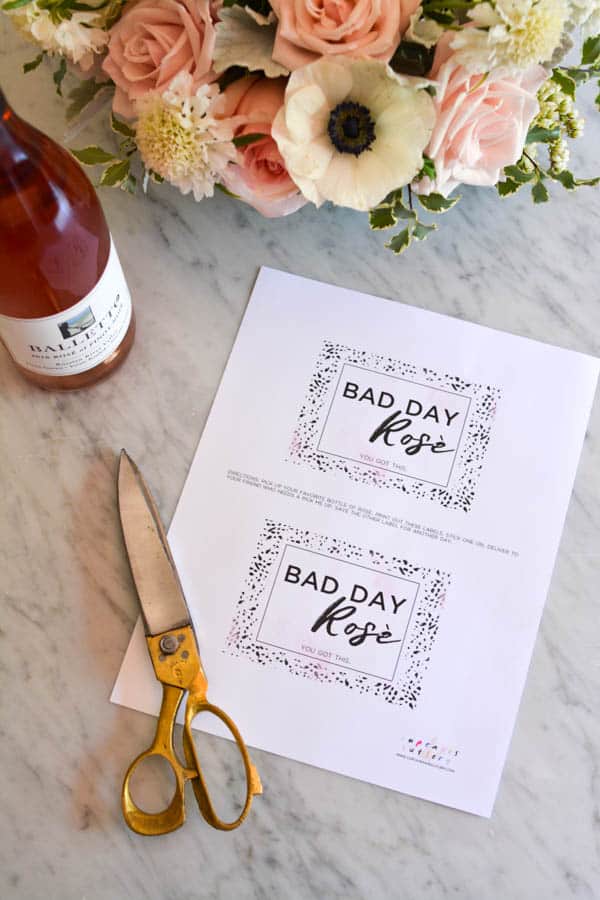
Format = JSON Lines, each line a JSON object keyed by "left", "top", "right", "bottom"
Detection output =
{"left": 2, "top": 20, "right": 600, "bottom": 900}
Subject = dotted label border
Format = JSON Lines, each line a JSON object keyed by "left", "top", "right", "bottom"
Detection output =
{"left": 225, "top": 520, "right": 451, "bottom": 708}
{"left": 289, "top": 341, "right": 501, "bottom": 513}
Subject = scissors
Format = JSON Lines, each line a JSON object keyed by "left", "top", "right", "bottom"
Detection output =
{"left": 117, "top": 450, "right": 262, "bottom": 835}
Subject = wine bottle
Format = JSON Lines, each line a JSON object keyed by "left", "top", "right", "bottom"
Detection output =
{"left": 0, "top": 88, "right": 135, "bottom": 390}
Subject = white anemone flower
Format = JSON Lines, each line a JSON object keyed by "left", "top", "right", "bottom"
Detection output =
{"left": 271, "top": 58, "right": 435, "bottom": 212}
{"left": 135, "top": 74, "right": 237, "bottom": 202}
{"left": 451, "top": 0, "right": 570, "bottom": 74}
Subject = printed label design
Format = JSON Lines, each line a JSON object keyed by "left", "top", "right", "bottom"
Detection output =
{"left": 58, "top": 306, "right": 96, "bottom": 339}
{"left": 0, "top": 238, "right": 132, "bottom": 376}
{"left": 290, "top": 342, "right": 501, "bottom": 512}
{"left": 226, "top": 521, "right": 451, "bottom": 708}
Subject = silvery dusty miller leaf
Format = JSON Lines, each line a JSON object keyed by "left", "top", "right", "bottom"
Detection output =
{"left": 213, "top": 6, "right": 289, "bottom": 78}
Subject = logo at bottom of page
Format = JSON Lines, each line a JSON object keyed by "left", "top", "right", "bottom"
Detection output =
{"left": 226, "top": 520, "right": 451, "bottom": 708}
{"left": 396, "top": 737, "right": 461, "bottom": 773}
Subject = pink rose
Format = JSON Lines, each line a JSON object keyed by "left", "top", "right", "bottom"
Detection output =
{"left": 269, "top": 0, "right": 420, "bottom": 70}
{"left": 102, "top": 0, "right": 216, "bottom": 118}
{"left": 420, "top": 37, "right": 547, "bottom": 196}
{"left": 220, "top": 76, "right": 306, "bottom": 218}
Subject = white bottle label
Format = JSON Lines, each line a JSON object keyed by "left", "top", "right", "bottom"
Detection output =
{"left": 0, "top": 238, "right": 132, "bottom": 377}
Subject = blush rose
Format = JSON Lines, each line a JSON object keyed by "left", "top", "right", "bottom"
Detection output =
{"left": 269, "top": 0, "right": 420, "bottom": 70}
{"left": 418, "top": 36, "right": 547, "bottom": 196}
{"left": 102, "top": 0, "right": 217, "bottom": 118}
{"left": 220, "top": 75, "right": 306, "bottom": 218}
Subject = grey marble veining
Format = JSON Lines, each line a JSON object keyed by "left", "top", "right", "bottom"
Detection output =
{"left": 1, "top": 19, "right": 600, "bottom": 900}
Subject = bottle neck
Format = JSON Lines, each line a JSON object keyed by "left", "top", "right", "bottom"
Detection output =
{"left": 0, "top": 87, "right": 41, "bottom": 190}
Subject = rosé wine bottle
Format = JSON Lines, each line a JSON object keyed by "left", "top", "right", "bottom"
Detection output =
{"left": 0, "top": 88, "right": 135, "bottom": 390}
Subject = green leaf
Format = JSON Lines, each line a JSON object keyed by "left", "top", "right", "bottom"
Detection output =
{"left": 550, "top": 169, "right": 600, "bottom": 189}
{"left": 380, "top": 188, "right": 404, "bottom": 207}
{"left": 497, "top": 178, "right": 523, "bottom": 197}
{"left": 23, "top": 52, "right": 45, "bottom": 73}
{"left": 232, "top": 132, "right": 268, "bottom": 147}
{"left": 503, "top": 165, "right": 535, "bottom": 184}
{"left": 102, "top": 0, "right": 125, "bottom": 27}
{"left": 564, "top": 66, "right": 591, "bottom": 85}
{"left": 122, "top": 173, "right": 137, "bottom": 194}
{"left": 425, "top": 9, "right": 455, "bottom": 25}
{"left": 582, "top": 34, "right": 600, "bottom": 65}
{"left": 414, "top": 154, "right": 436, "bottom": 184}
{"left": 551, "top": 68, "right": 576, "bottom": 98}
{"left": 69, "top": 0, "right": 109, "bottom": 9}
{"left": 67, "top": 77, "right": 110, "bottom": 120}
{"left": 111, "top": 112, "right": 136, "bottom": 138}
{"left": 417, "top": 192, "right": 459, "bottom": 213}
{"left": 413, "top": 222, "right": 437, "bottom": 241}
{"left": 215, "top": 182, "right": 240, "bottom": 199}
{"left": 71, "top": 145, "right": 117, "bottom": 165}
{"left": 149, "top": 169, "right": 164, "bottom": 184}
{"left": 223, "top": 0, "right": 271, "bottom": 12}
{"left": 389, "top": 40, "right": 436, "bottom": 78}
{"left": 531, "top": 180, "right": 549, "bottom": 203}
{"left": 369, "top": 206, "right": 397, "bottom": 230}
{"left": 526, "top": 125, "right": 561, "bottom": 144}
{"left": 395, "top": 205, "right": 417, "bottom": 221}
{"left": 419, "top": 155, "right": 436, "bottom": 181}
{"left": 99, "top": 158, "right": 130, "bottom": 187}
{"left": 53, "top": 58, "right": 67, "bottom": 97}
{"left": 574, "top": 175, "right": 600, "bottom": 187}
{"left": 2, "top": 0, "right": 35, "bottom": 10}
{"left": 550, "top": 169, "right": 576, "bottom": 190}
{"left": 385, "top": 228, "right": 412, "bottom": 255}
{"left": 217, "top": 65, "right": 247, "bottom": 91}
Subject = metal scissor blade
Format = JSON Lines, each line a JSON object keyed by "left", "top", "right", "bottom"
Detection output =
{"left": 118, "top": 450, "right": 191, "bottom": 636}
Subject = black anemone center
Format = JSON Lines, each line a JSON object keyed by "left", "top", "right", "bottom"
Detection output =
{"left": 327, "top": 101, "right": 376, "bottom": 156}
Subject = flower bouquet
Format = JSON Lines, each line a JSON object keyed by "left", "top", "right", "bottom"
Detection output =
{"left": 3, "top": 0, "right": 600, "bottom": 253}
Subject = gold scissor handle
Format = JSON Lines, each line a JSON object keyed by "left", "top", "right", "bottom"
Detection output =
{"left": 121, "top": 670, "right": 262, "bottom": 835}
{"left": 183, "top": 690, "right": 263, "bottom": 831}
{"left": 122, "top": 683, "right": 196, "bottom": 836}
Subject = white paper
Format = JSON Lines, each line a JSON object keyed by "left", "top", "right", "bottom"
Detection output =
{"left": 112, "top": 268, "right": 599, "bottom": 817}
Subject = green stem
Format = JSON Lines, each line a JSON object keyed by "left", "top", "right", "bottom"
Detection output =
{"left": 523, "top": 151, "right": 541, "bottom": 173}
{"left": 423, "top": 0, "right": 478, "bottom": 10}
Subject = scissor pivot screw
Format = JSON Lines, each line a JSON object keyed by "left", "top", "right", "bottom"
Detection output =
{"left": 159, "top": 635, "right": 179, "bottom": 655}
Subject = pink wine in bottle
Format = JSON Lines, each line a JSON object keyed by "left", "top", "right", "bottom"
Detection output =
{"left": 0, "top": 88, "right": 135, "bottom": 390}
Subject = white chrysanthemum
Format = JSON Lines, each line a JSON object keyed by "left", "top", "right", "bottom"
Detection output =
{"left": 271, "top": 58, "right": 435, "bottom": 212}
{"left": 8, "top": 4, "right": 109, "bottom": 70}
{"left": 451, "top": 0, "right": 569, "bottom": 74}
{"left": 569, "top": 0, "right": 600, "bottom": 36}
{"left": 135, "top": 75, "right": 237, "bottom": 202}
{"left": 583, "top": 7, "right": 600, "bottom": 35}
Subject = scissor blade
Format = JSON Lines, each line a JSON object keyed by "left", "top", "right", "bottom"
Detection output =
{"left": 118, "top": 450, "right": 191, "bottom": 636}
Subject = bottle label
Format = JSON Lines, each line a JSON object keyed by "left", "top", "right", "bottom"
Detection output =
{"left": 0, "top": 238, "right": 132, "bottom": 377}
